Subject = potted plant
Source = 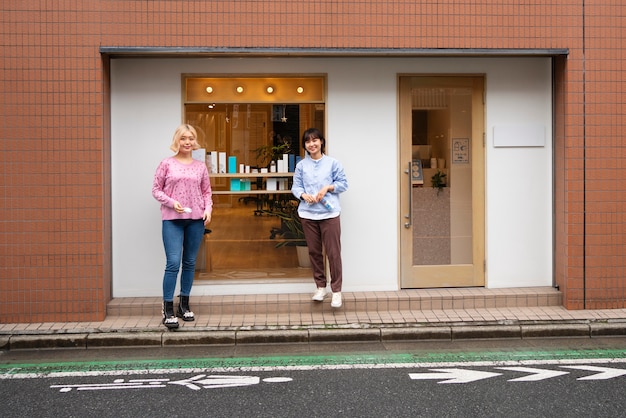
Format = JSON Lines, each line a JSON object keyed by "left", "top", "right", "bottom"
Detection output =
{"left": 254, "top": 141, "right": 291, "bottom": 168}
{"left": 266, "top": 200, "right": 306, "bottom": 247}
{"left": 431, "top": 170, "right": 447, "bottom": 195}
{"left": 263, "top": 199, "right": 310, "bottom": 267}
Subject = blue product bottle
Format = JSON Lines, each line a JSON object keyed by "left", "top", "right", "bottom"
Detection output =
{"left": 321, "top": 197, "right": 334, "bottom": 211}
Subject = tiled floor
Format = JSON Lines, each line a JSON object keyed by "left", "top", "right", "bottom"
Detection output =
{"left": 3, "top": 287, "right": 626, "bottom": 333}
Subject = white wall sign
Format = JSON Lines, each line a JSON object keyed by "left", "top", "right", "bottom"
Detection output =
{"left": 493, "top": 125, "right": 545, "bottom": 147}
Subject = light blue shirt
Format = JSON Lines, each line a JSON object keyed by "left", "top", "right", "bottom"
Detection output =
{"left": 292, "top": 154, "right": 348, "bottom": 220}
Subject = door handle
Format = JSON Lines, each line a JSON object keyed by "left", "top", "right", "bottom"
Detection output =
{"left": 404, "top": 161, "right": 412, "bottom": 229}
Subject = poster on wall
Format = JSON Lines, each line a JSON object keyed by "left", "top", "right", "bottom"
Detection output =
{"left": 411, "top": 160, "right": 424, "bottom": 185}
{"left": 452, "top": 138, "right": 469, "bottom": 164}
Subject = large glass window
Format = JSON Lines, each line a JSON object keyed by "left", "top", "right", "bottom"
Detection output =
{"left": 183, "top": 76, "right": 325, "bottom": 281}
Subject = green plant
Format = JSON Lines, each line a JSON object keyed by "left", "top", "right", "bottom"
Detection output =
{"left": 254, "top": 142, "right": 291, "bottom": 168}
{"left": 431, "top": 170, "right": 447, "bottom": 194}
{"left": 264, "top": 200, "right": 307, "bottom": 247}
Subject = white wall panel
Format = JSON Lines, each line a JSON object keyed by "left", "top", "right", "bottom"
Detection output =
{"left": 111, "top": 56, "right": 552, "bottom": 297}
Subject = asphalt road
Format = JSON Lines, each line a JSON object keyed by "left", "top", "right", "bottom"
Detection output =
{"left": 2, "top": 338, "right": 626, "bottom": 417}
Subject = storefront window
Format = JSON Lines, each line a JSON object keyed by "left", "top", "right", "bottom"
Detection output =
{"left": 183, "top": 76, "right": 325, "bottom": 281}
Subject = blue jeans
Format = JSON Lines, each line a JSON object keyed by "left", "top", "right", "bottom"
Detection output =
{"left": 161, "top": 219, "right": 205, "bottom": 301}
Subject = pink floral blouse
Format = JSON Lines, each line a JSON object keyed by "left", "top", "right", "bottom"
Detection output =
{"left": 152, "top": 157, "right": 212, "bottom": 221}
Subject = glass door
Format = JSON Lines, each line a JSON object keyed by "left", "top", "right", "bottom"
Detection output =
{"left": 399, "top": 76, "right": 485, "bottom": 288}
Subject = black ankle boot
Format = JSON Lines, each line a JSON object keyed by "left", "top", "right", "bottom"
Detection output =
{"left": 177, "top": 295, "right": 195, "bottom": 321}
{"left": 162, "top": 301, "right": 179, "bottom": 329}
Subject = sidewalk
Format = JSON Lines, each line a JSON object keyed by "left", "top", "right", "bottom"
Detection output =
{"left": 2, "top": 287, "right": 626, "bottom": 350}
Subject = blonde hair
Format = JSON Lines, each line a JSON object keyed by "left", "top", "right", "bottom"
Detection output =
{"left": 170, "top": 124, "right": 200, "bottom": 153}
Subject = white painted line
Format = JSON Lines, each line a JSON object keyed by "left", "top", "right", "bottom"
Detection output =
{"left": 409, "top": 369, "right": 501, "bottom": 384}
{"left": 262, "top": 377, "right": 293, "bottom": 383}
{"left": 169, "top": 375, "right": 260, "bottom": 390}
{"left": 561, "top": 365, "right": 626, "bottom": 380}
{"left": 51, "top": 380, "right": 168, "bottom": 392}
{"left": 497, "top": 367, "right": 570, "bottom": 382}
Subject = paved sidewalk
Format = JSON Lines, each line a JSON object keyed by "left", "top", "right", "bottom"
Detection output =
{"left": 2, "top": 287, "right": 626, "bottom": 350}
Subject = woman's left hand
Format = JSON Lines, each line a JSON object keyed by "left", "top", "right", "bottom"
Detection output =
{"left": 315, "top": 185, "right": 334, "bottom": 201}
{"left": 203, "top": 212, "right": 212, "bottom": 226}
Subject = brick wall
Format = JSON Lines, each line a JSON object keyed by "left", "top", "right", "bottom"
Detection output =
{"left": 1, "top": 1, "right": 624, "bottom": 321}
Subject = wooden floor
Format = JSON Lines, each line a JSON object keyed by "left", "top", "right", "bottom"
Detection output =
{"left": 196, "top": 198, "right": 312, "bottom": 281}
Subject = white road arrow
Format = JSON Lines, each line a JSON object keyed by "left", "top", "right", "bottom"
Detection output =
{"left": 497, "top": 367, "right": 570, "bottom": 382}
{"left": 169, "top": 374, "right": 260, "bottom": 390}
{"left": 561, "top": 365, "right": 626, "bottom": 381}
{"left": 409, "top": 369, "right": 501, "bottom": 384}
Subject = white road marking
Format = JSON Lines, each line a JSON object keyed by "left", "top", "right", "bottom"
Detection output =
{"left": 409, "top": 369, "right": 501, "bottom": 384}
{"left": 50, "top": 375, "right": 291, "bottom": 392}
{"left": 561, "top": 365, "right": 626, "bottom": 380}
{"left": 262, "top": 377, "right": 293, "bottom": 383}
{"left": 169, "top": 375, "right": 260, "bottom": 390}
{"left": 497, "top": 367, "right": 570, "bottom": 382}
{"left": 51, "top": 378, "right": 169, "bottom": 392}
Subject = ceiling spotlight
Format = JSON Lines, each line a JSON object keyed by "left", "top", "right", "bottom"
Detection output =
{"left": 206, "top": 86, "right": 213, "bottom": 94}
{"left": 296, "top": 86, "right": 304, "bottom": 94}
{"left": 266, "top": 86, "right": 274, "bottom": 94}
{"left": 236, "top": 86, "right": 244, "bottom": 93}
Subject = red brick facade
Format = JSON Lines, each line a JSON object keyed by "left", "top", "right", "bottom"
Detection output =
{"left": 1, "top": 1, "right": 624, "bottom": 322}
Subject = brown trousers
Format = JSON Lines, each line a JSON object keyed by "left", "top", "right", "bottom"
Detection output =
{"left": 301, "top": 216, "right": 343, "bottom": 293}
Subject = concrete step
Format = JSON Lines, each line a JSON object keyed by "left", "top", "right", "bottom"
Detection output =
{"left": 107, "top": 287, "right": 562, "bottom": 317}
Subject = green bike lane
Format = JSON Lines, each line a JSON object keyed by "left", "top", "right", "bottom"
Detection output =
{"left": 3, "top": 338, "right": 626, "bottom": 378}
{"left": 4, "top": 340, "right": 626, "bottom": 418}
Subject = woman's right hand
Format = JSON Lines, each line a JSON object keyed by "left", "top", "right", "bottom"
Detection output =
{"left": 302, "top": 193, "right": 316, "bottom": 204}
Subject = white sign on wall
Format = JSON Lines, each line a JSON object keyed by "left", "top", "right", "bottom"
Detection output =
{"left": 493, "top": 125, "right": 545, "bottom": 147}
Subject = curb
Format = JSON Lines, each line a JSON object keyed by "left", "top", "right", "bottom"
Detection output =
{"left": 3, "top": 321, "right": 626, "bottom": 350}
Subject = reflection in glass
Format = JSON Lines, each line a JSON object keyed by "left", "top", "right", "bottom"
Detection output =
{"left": 184, "top": 103, "right": 325, "bottom": 281}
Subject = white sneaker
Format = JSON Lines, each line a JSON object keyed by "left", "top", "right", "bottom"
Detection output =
{"left": 331, "top": 292, "right": 342, "bottom": 308}
{"left": 312, "top": 287, "right": 329, "bottom": 301}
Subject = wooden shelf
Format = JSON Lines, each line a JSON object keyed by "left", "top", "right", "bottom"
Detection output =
{"left": 210, "top": 172, "right": 294, "bottom": 178}
{"left": 210, "top": 172, "right": 294, "bottom": 195}
{"left": 212, "top": 190, "right": 293, "bottom": 195}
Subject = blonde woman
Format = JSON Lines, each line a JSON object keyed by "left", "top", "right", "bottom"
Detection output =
{"left": 152, "top": 124, "right": 212, "bottom": 329}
